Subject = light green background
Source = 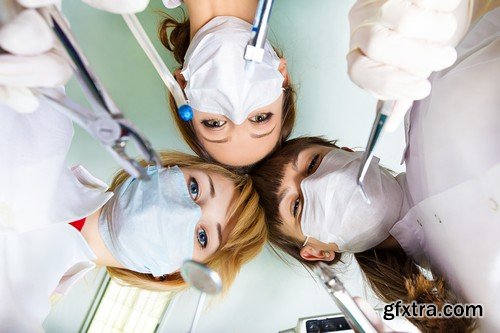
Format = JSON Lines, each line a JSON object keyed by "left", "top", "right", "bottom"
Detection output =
{"left": 44, "top": 0, "right": 406, "bottom": 332}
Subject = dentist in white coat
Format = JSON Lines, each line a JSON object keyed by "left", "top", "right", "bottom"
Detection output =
{"left": 0, "top": 1, "right": 148, "bottom": 331}
{"left": 348, "top": 0, "right": 499, "bottom": 331}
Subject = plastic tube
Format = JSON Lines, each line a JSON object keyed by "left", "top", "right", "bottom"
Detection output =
{"left": 122, "top": 14, "right": 193, "bottom": 121}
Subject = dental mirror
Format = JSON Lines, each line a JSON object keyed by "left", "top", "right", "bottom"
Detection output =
{"left": 181, "top": 260, "right": 222, "bottom": 333}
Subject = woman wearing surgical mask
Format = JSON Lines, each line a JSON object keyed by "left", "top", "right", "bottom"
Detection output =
{"left": 158, "top": 0, "right": 296, "bottom": 168}
{"left": 0, "top": 116, "right": 266, "bottom": 331}
{"left": 250, "top": 2, "right": 498, "bottom": 331}
{"left": 0, "top": 6, "right": 266, "bottom": 328}
{"left": 250, "top": 137, "right": 477, "bottom": 332}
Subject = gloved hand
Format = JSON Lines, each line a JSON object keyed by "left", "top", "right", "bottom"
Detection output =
{"left": 0, "top": 0, "right": 152, "bottom": 113}
{"left": 80, "top": 0, "right": 149, "bottom": 14}
{"left": 18, "top": 0, "right": 150, "bottom": 14}
{"left": 347, "top": 0, "right": 470, "bottom": 131}
{"left": 0, "top": 0, "right": 72, "bottom": 113}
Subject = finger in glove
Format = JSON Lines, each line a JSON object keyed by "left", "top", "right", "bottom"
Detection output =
{"left": 347, "top": 49, "right": 432, "bottom": 101}
{"left": 0, "top": 85, "right": 39, "bottom": 113}
{"left": 0, "top": 49, "right": 72, "bottom": 87}
{"left": 350, "top": 24, "right": 457, "bottom": 75}
{"left": 0, "top": 9, "right": 54, "bottom": 56}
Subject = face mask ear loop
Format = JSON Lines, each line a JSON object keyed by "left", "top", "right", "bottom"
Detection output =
{"left": 302, "top": 236, "right": 310, "bottom": 247}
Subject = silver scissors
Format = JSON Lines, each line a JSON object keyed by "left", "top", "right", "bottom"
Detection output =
{"left": 244, "top": 0, "right": 275, "bottom": 63}
{"left": 36, "top": 5, "right": 161, "bottom": 180}
{"left": 356, "top": 100, "right": 396, "bottom": 204}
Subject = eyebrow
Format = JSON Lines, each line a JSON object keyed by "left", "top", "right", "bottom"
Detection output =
{"left": 250, "top": 125, "right": 276, "bottom": 139}
{"left": 277, "top": 187, "right": 290, "bottom": 210}
{"left": 201, "top": 136, "right": 230, "bottom": 144}
{"left": 208, "top": 175, "right": 216, "bottom": 198}
{"left": 201, "top": 125, "right": 277, "bottom": 144}
{"left": 292, "top": 150, "right": 300, "bottom": 171}
{"left": 276, "top": 152, "right": 302, "bottom": 214}
{"left": 216, "top": 223, "right": 222, "bottom": 250}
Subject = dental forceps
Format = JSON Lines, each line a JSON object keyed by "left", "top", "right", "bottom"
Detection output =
{"left": 244, "top": 0, "right": 275, "bottom": 63}
{"left": 316, "top": 262, "right": 380, "bottom": 333}
{"left": 36, "top": 5, "right": 160, "bottom": 180}
{"left": 121, "top": 14, "right": 193, "bottom": 122}
{"left": 356, "top": 100, "right": 396, "bottom": 204}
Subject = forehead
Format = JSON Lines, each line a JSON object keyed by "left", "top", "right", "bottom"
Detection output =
{"left": 203, "top": 126, "right": 282, "bottom": 166}
{"left": 193, "top": 94, "right": 285, "bottom": 166}
{"left": 202, "top": 170, "right": 239, "bottom": 225}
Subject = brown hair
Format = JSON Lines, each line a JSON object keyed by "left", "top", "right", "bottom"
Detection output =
{"left": 251, "top": 136, "right": 342, "bottom": 267}
{"left": 250, "top": 136, "right": 476, "bottom": 332}
{"left": 106, "top": 151, "right": 267, "bottom": 294}
{"left": 158, "top": 13, "right": 297, "bottom": 171}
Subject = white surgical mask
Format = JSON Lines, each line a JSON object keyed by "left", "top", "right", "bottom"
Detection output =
{"left": 300, "top": 149, "right": 403, "bottom": 253}
{"left": 99, "top": 165, "right": 201, "bottom": 277}
{"left": 181, "top": 16, "right": 284, "bottom": 125}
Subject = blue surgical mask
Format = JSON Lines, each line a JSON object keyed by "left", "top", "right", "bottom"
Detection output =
{"left": 98, "top": 165, "right": 201, "bottom": 277}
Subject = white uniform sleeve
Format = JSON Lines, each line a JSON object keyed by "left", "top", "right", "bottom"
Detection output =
{"left": 404, "top": 8, "right": 500, "bottom": 205}
{"left": 0, "top": 94, "right": 112, "bottom": 232}
{"left": 0, "top": 224, "right": 96, "bottom": 332}
{"left": 0, "top": 97, "right": 73, "bottom": 231}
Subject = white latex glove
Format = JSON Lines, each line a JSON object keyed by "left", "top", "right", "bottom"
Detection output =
{"left": 19, "top": 0, "right": 150, "bottom": 13}
{"left": 0, "top": 0, "right": 152, "bottom": 113}
{"left": 0, "top": 2, "right": 72, "bottom": 113}
{"left": 81, "top": 0, "right": 150, "bottom": 14}
{"left": 347, "top": 0, "right": 471, "bottom": 131}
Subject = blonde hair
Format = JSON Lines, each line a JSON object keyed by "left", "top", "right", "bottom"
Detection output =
{"left": 106, "top": 151, "right": 267, "bottom": 293}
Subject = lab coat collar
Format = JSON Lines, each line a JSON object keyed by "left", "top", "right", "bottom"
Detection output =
{"left": 390, "top": 173, "right": 429, "bottom": 266}
{"left": 47, "top": 165, "right": 113, "bottom": 228}
{"left": 395, "top": 172, "right": 413, "bottom": 220}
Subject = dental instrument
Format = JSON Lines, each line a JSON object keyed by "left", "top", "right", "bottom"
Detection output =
{"left": 181, "top": 260, "right": 222, "bottom": 333}
{"left": 36, "top": 5, "right": 160, "bottom": 180}
{"left": 121, "top": 13, "right": 193, "bottom": 121}
{"left": 356, "top": 100, "right": 396, "bottom": 204}
{"left": 315, "top": 262, "right": 379, "bottom": 333}
{"left": 244, "top": 0, "right": 275, "bottom": 63}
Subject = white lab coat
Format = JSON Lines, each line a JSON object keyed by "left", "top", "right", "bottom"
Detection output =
{"left": 390, "top": 8, "right": 500, "bottom": 332}
{"left": 0, "top": 98, "right": 113, "bottom": 332}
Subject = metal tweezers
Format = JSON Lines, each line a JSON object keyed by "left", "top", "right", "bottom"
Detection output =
{"left": 36, "top": 5, "right": 161, "bottom": 180}
{"left": 356, "top": 100, "right": 396, "bottom": 204}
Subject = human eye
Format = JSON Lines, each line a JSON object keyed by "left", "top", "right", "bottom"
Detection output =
{"left": 291, "top": 197, "right": 301, "bottom": 218}
{"left": 201, "top": 119, "right": 227, "bottom": 128}
{"left": 307, "top": 154, "right": 321, "bottom": 175}
{"left": 249, "top": 112, "right": 273, "bottom": 124}
{"left": 197, "top": 227, "right": 208, "bottom": 249}
{"left": 188, "top": 177, "right": 200, "bottom": 201}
